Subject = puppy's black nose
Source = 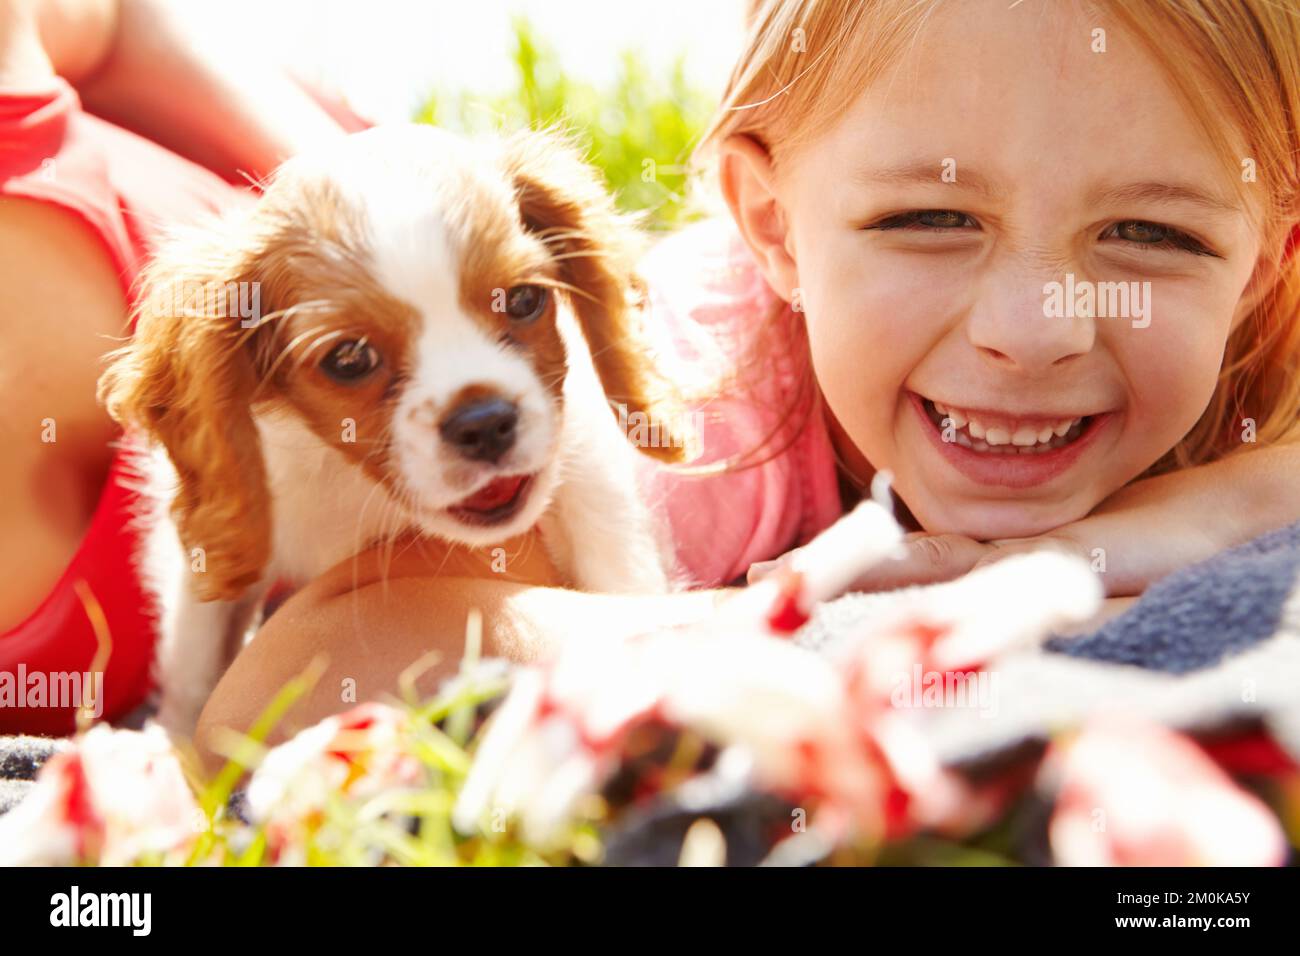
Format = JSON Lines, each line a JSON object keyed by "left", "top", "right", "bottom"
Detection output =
{"left": 440, "top": 397, "right": 519, "bottom": 463}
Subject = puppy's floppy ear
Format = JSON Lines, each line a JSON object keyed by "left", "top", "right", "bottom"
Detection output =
{"left": 99, "top": 214, "right": 273, "bottom": 602}
{"left": 501, "top": 129, "right": 690, "bottom": 463}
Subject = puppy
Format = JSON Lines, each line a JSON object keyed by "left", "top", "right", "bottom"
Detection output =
{"left": 99, "top": 125, "right": 688, "bottom": 734}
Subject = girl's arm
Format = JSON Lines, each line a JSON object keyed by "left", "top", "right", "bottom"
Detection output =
{"left": 193, "top": 532, "right": 729, "bottom": 769}
{"left": 1016, "top": 443, "right": 1300, "bottom": 595}
{"left": 753, "top": 444, "right": 1300, "bottom": 597}
{"left": 21, "top": 0, "right": 346, "bottom": 181}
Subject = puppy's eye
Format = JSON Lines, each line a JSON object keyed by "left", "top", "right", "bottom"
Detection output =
{"left": 321, "top": 340, "right": 381, "bottom": 383}
{"left": 504, "top": 284, "right": 549, "bottom": 324}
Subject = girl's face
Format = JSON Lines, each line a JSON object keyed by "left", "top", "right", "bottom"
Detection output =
{"left": 729, "top": 1, "right": 1266, "bottom": 539}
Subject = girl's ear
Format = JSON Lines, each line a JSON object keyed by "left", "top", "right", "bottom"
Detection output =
{"left": 501, "top": 129, "right": 689, "bottom": 463}
{"left": 99, "top": 224, "right": 273, "bottom": 602}
{"left": 718, "top": 133, "right": 800, "bottom": 303}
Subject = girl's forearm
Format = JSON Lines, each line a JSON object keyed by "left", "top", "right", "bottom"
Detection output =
{"left": 194, "top": 571, "right": 729, "bottom": 768}
{"left": 65, "top": 0, "right": 345, "bottom": 181}
{"left": 1057, "top": 443, "right": 1300, "bottom": 595}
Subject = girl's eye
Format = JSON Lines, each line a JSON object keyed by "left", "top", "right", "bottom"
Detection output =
{"left": 1101, "top": 220, "right": 1217, "bottom": 256}
{"left": 321, "top": 340, "right": 381, "bottom": 383}
{"left": 505, "top": 284, "right": 550, "bottom": 323}
{"left": 867, "top": 209, "right": 979, "bottom": 231}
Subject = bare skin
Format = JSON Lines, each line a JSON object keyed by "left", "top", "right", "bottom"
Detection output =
{"left": 191, "top": 508, "right": 1140, "bottom": 774}
{"left": 193, "top": 530, "right": 730, "bottom": 772}
{"left": 0, "top": 198, "right": 124, "bottom": 628}
{"left": 0, "top": 0, "right": 345, "bottom": 629}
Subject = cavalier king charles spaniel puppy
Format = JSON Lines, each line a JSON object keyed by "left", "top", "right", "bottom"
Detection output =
{"left": 100, "top": 125, "right": 688, "bottom": 734}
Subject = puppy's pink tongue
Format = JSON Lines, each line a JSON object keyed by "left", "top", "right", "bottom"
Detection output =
{"left": 459, "top": 475, "right": 526, "bottom": 511}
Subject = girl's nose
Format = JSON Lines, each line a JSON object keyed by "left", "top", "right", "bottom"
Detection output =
{"left": 965, "top": 268, "right": 1096, "bottom": 372}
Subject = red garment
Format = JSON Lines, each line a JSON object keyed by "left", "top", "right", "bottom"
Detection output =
{"left": 0, "top": 76, "right": 366, "bottom": 734}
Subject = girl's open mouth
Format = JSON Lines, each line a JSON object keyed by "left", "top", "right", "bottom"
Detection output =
{"left": 909, "top": 391, "right": 1113, "bottom": 489}
{"left": 919, "top": 396, "right": 1093, "bottom": 454}
{"left": 448, "top": 474, "right": 534, "bottom": 527}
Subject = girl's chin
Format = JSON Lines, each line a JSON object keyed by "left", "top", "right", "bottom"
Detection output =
{"left": 886, "top": 403, "right": 1126, "bottom": 540}
{"left": 897, "top": 488, "right": 1097, "bottom": 541}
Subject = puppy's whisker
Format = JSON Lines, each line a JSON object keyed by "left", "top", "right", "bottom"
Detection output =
{"left": 545, "top": 249, "right": 619, "bottom": 265}
{"left": 383, "top": 483, "right": 426, "bottom": 593}
{"left": 365, "top": 425, "right": 409, "bottom": 597}
{"left": 378, "top": 499, "right": 400, "bottom": 602}
{"left": 354, "top": 478, "right": 399, "bottom": 607}
{"left": 345, "top": 418, "right": 405, "bottom": 613}
{"left": 236, "top": 168, "right": 272, "bottom": 192}
{"left": 253, "top": 323, "right": 341, "bottom": 390}
{"left": 583, "top": 340, "right": 625, "bottom": 365}
{"left": 346, "top": 477, "right": 394, "bottom": 634}
{"left": 295, "top": 329, "right": 349, "bottom": 368}
{"left": 534, "top": 232, "right": 593, "bottom": 251}
{"left": 277, "top": 326, "right": 333, "bottom": 362}
{"left": 238, "top": 299, "right": 335, "bottom": 339}
{"left": 534, "top": 277, "right": 602, "bottom": 308}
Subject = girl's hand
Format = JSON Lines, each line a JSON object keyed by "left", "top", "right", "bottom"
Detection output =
{"left": 748, "top": 530, "right": 1093, "bottom": 595}
{"left": 750, "top": 442, "right": 1300, "bottom": 600}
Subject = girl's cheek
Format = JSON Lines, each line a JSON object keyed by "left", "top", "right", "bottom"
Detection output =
{"left": 1111, "top": 286, "right": 1232, "bottom": 432}
{"left": 811, "top": 249, "right": 962, "bottom": 369}
{"left": 805, "top": 259, "right": 964, "bottom": 466}
{"left": 807, "top": 279, "right": 918, "bottom": 431}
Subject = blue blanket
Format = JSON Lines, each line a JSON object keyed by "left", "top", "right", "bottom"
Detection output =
{"left": 1048, "top": 519, "right": 1300, "bottom": 673}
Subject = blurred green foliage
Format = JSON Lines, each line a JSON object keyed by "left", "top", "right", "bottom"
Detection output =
{"left": 413, "top": 17, "right": 715, "bottom": 232}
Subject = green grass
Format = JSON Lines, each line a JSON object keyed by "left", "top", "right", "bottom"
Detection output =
{"left": 413, "top": 16, "right": 716, "bottom": 232}
{"left": 186, "top": 658, "right": 597, "bottom": 867}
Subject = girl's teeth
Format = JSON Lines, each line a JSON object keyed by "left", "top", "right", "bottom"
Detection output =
{"left": 927, "top": 399, "right": 1089, "bottom": 454}
{"left": 1012, "top": 426, "right": 1041, "bottom": 447}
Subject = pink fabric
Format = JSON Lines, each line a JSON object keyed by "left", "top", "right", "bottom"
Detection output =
{"left": 634, "top": 220, "right": 844, "bottom": 588}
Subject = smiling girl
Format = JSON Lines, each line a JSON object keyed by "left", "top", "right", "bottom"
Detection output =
{"left": 715, "top": 0, "right": 1300, "bottom": 593}
{"left": 195, "top": 0, "right": 1300, "bottom": 757}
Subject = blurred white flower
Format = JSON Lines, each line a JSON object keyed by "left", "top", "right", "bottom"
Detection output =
{"left": 0, "top": 724, "right": 198, "bottom": 866}
{"left": 247, "top": 702, "right": 425, "bottom": 861}
{"left": 1045, "top": 717, "right": 1288, "bottom": 866}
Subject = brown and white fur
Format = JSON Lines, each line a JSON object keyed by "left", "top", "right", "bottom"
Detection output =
{"left": 99, "top": 125, "right": 688, "bottom": 735}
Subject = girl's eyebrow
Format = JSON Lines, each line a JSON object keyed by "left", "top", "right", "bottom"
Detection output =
{"left": 852, "top": 161, "right": 1007, "bottom": 200}
{"left": 853, "top": 162, "right": 1239, "bottom": 219}
{"left": 1085, "top": 180, "right": 1239, "bottom": 218}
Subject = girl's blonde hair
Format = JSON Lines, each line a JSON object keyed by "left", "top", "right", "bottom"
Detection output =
{"left": 697, "top": 0, "right": 1300, "bottom": 476}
